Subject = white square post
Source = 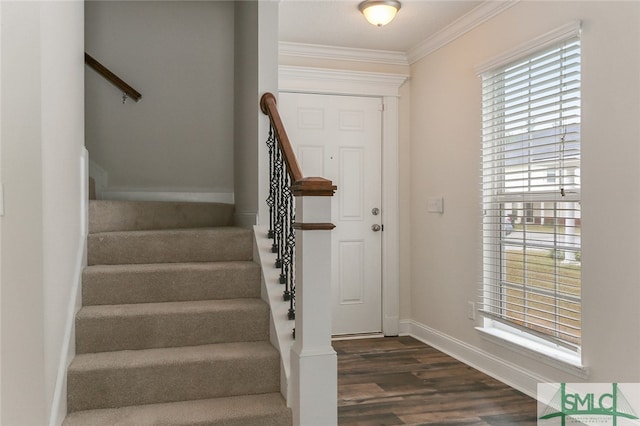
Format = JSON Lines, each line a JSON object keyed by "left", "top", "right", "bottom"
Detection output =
{"left": 290, "top": 189, "right": 337, "bottom": 426}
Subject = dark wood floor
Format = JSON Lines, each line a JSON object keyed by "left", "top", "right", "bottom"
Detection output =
{"left": 335, "top": 336, "right": 537, "bottom": 425}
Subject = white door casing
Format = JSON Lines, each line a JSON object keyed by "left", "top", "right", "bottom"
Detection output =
{"left": 279, "top": 66, "right": 407, "bottom": 336}
{"left": 280, "top": 93, "right": 382, "bottom": 335}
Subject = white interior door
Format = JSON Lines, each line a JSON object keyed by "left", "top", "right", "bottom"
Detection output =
{"left": 279, "top": 92, "right": 382, "bottom": 335}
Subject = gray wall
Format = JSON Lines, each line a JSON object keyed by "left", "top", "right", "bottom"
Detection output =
{"left": 233, "top": 1, "right": 259, "bottom": 225}
{"left": 85, "top": 1, "right": 235, "bottom": 199}
{"left": 233, "top": 1, "right": 278, "bottom": 226}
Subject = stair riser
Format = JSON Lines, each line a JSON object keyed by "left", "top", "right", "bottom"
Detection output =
{"left": 75, "top": 304, "right": 269, "bottom": 353}
{"left": 67, "top": 353, "right": 280, "bottom": 412}
{"left": 82, "top": 263, "right": 261, "bottom": 305}
{"left": 65, "top": 409, "right": 291, "bottom": 426}
{"left": 62, "top": 393, "right": 292, "bottom": 426}
{"left": 88, "top": 229, "right": 252, "bottom": 265}
{"left": 89, "top": 200, "right": 234, "bottom": 233}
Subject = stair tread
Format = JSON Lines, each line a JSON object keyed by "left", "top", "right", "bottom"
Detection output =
{"left": 69, "top": 341, "right": 278, "bottom": 372}
{"left": 63, "top": 393, "right": 291, "bottom": 426}
{"left": 89, "top": 226, "right": 247, "bottom": 237}
{"left": 77, "top": 298, "right": 268, "bottom": 317}
{"left": 81, "top": 261, "right": 261, "bottom": 305}
{"left": 87, "top": 227, "right": 253, "bottom": 265}
{"left": 67, "top": 341, "right": 281, "bottom": 412}
{"left": 76, "top": 299, "right": 269, "bottom": 353}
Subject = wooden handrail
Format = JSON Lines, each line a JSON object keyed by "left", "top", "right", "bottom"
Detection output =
{"left": 260, "top": 93, "right": 303, "bottom": 182}
{"left": 85, "top": 53, "right": 142, "bottom": 102}
{"left": 260, "top": 93, "right": 336, "bottom": 197}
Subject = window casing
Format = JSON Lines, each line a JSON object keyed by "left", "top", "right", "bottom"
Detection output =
{"left": 480, "top": 35, "right": 581, "bottom": 353}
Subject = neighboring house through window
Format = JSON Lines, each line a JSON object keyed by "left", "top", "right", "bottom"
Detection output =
{"left": 478, "top": 23, "right": 582, "bottom": 364}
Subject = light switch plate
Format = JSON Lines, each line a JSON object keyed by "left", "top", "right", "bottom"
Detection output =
{"left": 0, "top": 184, "right": 4, "bottom": 216}
{"left": 427, "top": 196, "right": 444, "bottom": 213}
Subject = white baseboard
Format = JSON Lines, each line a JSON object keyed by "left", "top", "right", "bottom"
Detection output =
{"left": 399, "top": 319, "right": 548, "bottom": 399}
{"left": 254, "top": 225, "right": 295, "bottom": 405}
{"left": 50, "top": 151, "right": 88, "bottom": 426}
{"left": 49, "top": 235, "right": 86, "bottom": 426}
{"left": 234, "top": 211, "right": 257, "bottom": 228}
{"left": 101, "top": 190, "right": 234, "bottom": 204}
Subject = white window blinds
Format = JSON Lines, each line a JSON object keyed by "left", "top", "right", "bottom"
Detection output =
{"left": 480, "top": 35, "right": 582, "bottom": 351}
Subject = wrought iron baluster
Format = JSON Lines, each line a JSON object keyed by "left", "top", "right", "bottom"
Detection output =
{"left": 277, "top": 163, "right": 288, "bottom": 287}
{"left": 273, "top": 147, "right": 283, "bottom": 259}
{"left": 282, "top": 173, "right": 293, "bottom": 303}
{"left": 266, "top": 125, "right": 276, "bottom": 239}
{"left": 263, "top": 111, "right": 297, "bottom": 331}
{"left": 287, "top": 209, "right": 296, "bottom": 320}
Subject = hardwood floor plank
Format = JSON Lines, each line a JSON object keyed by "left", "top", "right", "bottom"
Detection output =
{"left": 336, "top": 337, "right": 537, "bottom": 425}
{"left": 338, "top": 412, "right": 405, "bottom": 425}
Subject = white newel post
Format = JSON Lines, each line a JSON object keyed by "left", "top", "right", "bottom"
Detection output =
{"left": 290, "top": 179, "right": 337, "bottom": 426}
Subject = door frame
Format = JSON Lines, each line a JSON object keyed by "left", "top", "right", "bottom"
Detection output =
{"left": 279, "top": 65, "right": 408, "bottom": 336}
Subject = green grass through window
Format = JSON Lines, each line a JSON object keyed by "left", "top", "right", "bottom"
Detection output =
{"left": 503, "top": 249, "right": 581, "bottom": 345}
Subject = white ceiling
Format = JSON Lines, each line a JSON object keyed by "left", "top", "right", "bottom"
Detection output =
{"left": 279, "top": 0, "right": 483, "bottom": 53}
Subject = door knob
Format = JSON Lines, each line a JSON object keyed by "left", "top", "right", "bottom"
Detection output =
{"left": 371, "top": 207, "right": 380, "bottom": 216}
{"left": 371, "top": 224, "right": 381, "bottom": 232}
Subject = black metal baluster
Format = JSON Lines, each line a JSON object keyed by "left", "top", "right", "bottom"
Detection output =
{"left": 264, "top": 116, "right": 297, "bottom": 335}
{"left": 273, "top": 148, "right": 283, "bottom": 260}
{"left": 266, "top": 125, "right": 276, "bottom": 239}
{"left": 277, "top": 167, "right": 288, "bottom": 288}
{"left": 282, "top": 173, "right": 293, "bottom": 302}
{"left": 287, "top": 209, "right": 296, "bottom": 320}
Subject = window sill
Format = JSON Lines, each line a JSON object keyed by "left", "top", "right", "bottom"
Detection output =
{"left": 476, "top": 326, "right": 589, "bottom": 379}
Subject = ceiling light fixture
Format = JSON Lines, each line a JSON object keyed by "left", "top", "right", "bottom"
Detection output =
{"left": 358, "top": 0, "right": 401, "bottom": 27}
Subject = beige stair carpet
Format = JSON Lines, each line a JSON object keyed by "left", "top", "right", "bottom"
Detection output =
{"left": 89, "top": 200, "right": 235, "bottom": 233}
{"left": 63, "top": 200, "right": 292, "bottom": 426}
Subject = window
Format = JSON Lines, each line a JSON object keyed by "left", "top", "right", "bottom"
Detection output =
{"left": 480, "top": 30, "right": 581, "bottom": 354}
{"left": 524, "top": 202, "right": 535, "bottom": 224}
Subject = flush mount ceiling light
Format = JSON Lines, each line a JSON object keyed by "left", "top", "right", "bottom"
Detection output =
{"left": 358, "top": 0, "right": 401, "bottom": 27}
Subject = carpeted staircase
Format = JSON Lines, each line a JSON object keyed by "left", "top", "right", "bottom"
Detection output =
{"left": 63, "top": 200, "right": 292, "bottom": 426}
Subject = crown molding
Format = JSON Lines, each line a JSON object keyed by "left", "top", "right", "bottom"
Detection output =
{"left": 279, "top": 41, "right": 409, "bottom": 67}
{"left": 407, "top": 0, "right": 520, "bottom": 64}
{"left": 279, "top": 65, "right": 408, "bottom": 97}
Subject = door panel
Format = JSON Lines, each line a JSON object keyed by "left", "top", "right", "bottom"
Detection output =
{"left": 279, "top": 92, "right": 382, "bottom": 335}
{"left": 339, "top": 241, "right": 365, "bottom": 303}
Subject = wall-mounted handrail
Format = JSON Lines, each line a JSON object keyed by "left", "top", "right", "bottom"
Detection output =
{"left": 85, "top": 53, "right": 142, "bottom": 102}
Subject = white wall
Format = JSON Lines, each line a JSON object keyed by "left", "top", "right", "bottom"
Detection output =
{"left": 1, "top": 1, "right": 85, "bottom": 424}
{"left": 41, "top": 2, "right": 86, "bottom": 424}
{"left": 0, "top": 2, "right": 3, "bottom": 421}
{"left": 408, "top": 0, "right": 640, "bottom": 394}
{"left": 85, "top": 1, "right": 235, "bottom": 199}
{"left": 1, "top": 3, "right": 45, "bottom": 424}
